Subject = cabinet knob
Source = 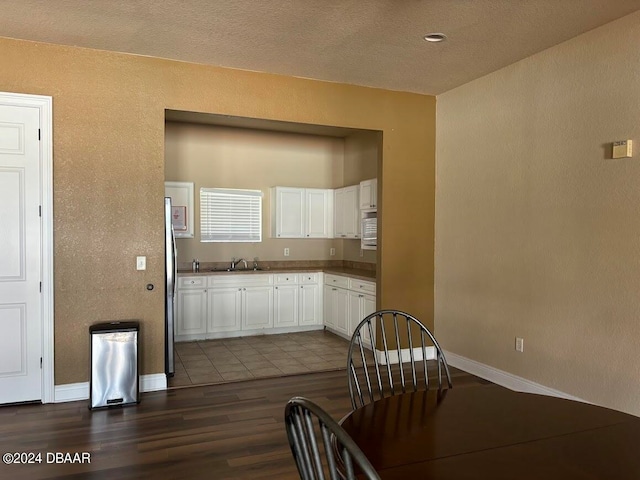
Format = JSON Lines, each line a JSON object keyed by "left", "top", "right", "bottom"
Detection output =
{"left": 359, "top": 294, "right": 364, "bottom": 298}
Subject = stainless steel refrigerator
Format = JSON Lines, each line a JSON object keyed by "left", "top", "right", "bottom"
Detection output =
{"left": 165, "top": 197, "right": 176, "bottom": 377}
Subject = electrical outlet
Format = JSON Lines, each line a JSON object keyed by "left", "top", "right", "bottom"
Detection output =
{"left": 284, "top": 248, "right": 290, "bottom": 257}
{"left": 515, "top": 337, "right": 524, "bottom": 353}
{"left": 330, "top": 248, "right": 335, "bottom": 256}
{"left": 136, "top": 256, "right": 146, "bottom": 271}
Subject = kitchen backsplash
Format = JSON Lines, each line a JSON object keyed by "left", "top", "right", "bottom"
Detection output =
{"left": 178, "top": 259, "right": 376, "bottom": 273}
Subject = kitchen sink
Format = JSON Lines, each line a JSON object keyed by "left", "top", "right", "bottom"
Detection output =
{"left": 203, "top": 267, "right": 263, "bottom": 272}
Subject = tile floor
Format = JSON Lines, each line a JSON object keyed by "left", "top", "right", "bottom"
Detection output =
{"left": 169, "top": 330, "right": 350, "bottom": 388}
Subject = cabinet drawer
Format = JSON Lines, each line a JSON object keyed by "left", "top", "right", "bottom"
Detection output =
{"left": 298, "top": 272, "right": 319, "bottom": 284}
{"left": 348, "top": 278, "right": 376, "bottom": 294}
{"left": 275, "top": 273, "right": 298, "bottom": 285}
{"left": 324, "top": 274, "right": 349, "bottom": 288}
{"left": 208, "top": 273, "right": 273, "bottom": 287}
{"left": 178, "top": 276, "right": 206, "bottom": 289}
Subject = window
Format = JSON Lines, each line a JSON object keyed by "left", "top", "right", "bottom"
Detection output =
{"left": 200, "top": 188, "right": 263, "bottom": 242}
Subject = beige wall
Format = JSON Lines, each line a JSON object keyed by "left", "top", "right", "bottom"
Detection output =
{"left": 0, "top": 36, "right": 435, "bottom": 384}
{"left": 165, "top": 122, "right": 345, "bottom": 263}
{"left": 343, "top": 131, "right": 380, "bottom": 264}
{"left": 435, "top": 12, "right": 640, "bottom": 416}
{"left": 165, "top": 122, "right": 379, "bottom": 264}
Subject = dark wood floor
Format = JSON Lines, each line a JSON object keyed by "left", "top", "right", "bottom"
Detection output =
{"left": 0, "top": 367, "right": 489, "bottom": 479}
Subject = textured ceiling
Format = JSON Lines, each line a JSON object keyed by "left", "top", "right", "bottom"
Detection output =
{"left": 1, "top": 0, "right": 639, "bottom": 95}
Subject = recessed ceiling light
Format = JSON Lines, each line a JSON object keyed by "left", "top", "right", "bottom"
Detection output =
{"left": 423, "top": 33, "right": 447, "bottom": 43}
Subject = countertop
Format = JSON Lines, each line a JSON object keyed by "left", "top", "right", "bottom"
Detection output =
{"left": 177, "top": 266, "right": 375, "bottom": 281}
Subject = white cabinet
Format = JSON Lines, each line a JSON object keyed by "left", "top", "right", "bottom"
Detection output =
{"left": 299, "top": 273, "right": 322, "bottom": 326}
{"left": 275, "top": 273, "right": 322, "bottom": 327}
{"left": 209, "top": 284, "right": 273, "bottom": 332}
{"left": 242, "top": 286, "right": 274, "bottom": 330}
{"left": 209, "top": 274, "right": 274, "bottom": 333}
{"left": 324, "top": 283, "right": 349, "bottom": 335}
{"left": 271, "top": 187, "right": 333, "bottom": 238}
{"left": 272, "top": 187, "right": 304, "bottom": 238}
{"left": 208, "top": 287, "right": 242, "bottom": 332}
{"left": 348, "top": 290, "right": 376, "bottom": 347}
{"left": 359, "top": 178, "right": 377, "bottom": 210}
{"left": 176, "top": 277, "right": 208, "bottom": 338}
{"left": 306, "top": 189, "right": 333, "bottom": 238}
{"left": 334, "top": 185, "right": 360, "bottom": 238}
{"left": 177, "top": 272, "right": 324, "bottom": 341}
{"left": 324, "top": 273, "right": 376, "bottom": 340}
{"left": 274, "top": 284, "right": 299, "bottom": 328}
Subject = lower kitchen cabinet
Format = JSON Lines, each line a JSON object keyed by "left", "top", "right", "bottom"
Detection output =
{"left": 176, "top": 272, "right": 324, "bottom": 342}
{"left": 175, "top": 276, "right": 208, "bottom": 338}
{"left": 323, "top": 283, "right": 349, "bottom": 336}
{"left": 299, "top": 282, "right": 322, "bottom": 326}
{"left": 242, "top": 286, "right": 274, "bottom": 330}
{"left": 274, "top": 273, "right": 323, "bottom": 328}
{"left": 176, "top": 288, "right": 207, "bottom": 337}
{"left": 207, "top": 287, "right": 242, "bottom": 332}
{"left": 348, "top": 290, "right": 376, "bottom": 346}
{"left": 208, "top": 275, "right": 274, "bottom": 333}
{"left": 324, "top": 273, "right": 376, "bottom": 340}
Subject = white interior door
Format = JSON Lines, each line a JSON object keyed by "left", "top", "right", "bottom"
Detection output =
{"left": 0, "top": 104, "right": 42, "bottom": 403}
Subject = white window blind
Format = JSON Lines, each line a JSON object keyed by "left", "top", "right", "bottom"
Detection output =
{"left": 200, "top": 188, "right": 263, "bottom": 242}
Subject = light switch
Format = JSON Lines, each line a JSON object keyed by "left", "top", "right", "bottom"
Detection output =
{"left": 613, "top": 140, "right": 632, "bottom": 158}
{"left": 136, "top": 256, "right": 146, "bottom": 270}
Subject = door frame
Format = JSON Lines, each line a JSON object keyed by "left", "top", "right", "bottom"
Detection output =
{"left": 0, "top": 91, "right": 54, "bottom": 403}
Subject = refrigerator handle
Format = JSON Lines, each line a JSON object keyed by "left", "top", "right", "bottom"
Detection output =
{"left": 171, "top": 224, "right": 177, "bottom": 297}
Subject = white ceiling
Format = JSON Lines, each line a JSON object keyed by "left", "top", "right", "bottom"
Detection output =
{"left": 1, "top": 0, "right": 639, "bottom": 95}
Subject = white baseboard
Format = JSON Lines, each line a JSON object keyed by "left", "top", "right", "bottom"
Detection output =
{"left": 376, "top": 346, "right": 436, "bottom": 365}
{"left": 54, "top": 374, "right": 168, "bottom": 403}
{"left": 443, "top": 350, "right": 589, "bottom": 403}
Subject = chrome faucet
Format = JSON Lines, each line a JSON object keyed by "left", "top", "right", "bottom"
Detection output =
{"left": 231, "top": 257, "right": 248, "bottom": 270}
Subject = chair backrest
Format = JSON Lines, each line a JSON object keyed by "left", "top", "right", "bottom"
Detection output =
{"left": 347, "top": 309, "right": 452, "bottom": 410}
{"left": 284, "top": 396, "right": 380, "bottom": 480}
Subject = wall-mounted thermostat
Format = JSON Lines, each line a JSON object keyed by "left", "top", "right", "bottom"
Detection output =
{"left": 612, "top": 140, "right": 632, "bottom": 159}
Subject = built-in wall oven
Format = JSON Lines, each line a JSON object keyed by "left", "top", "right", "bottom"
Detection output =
{"left": 362, "top": 216, "right": 377, "bottom": 247}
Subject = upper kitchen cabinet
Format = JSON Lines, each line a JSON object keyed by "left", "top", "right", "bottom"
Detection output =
{"left": 271, "top": 186, "right": 333, "bottom": 238}
{"left": 334, "top": 185, "right": 360, "bottom": 238}
{"left": 359, "top": 178, "right": 377, "bottom": 210}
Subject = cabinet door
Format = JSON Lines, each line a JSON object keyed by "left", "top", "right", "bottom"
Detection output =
{"left": 332, "top": 287, "right": 349, "bottom": 335}
{"left": 243, "top": 286, "right": 274, "bottom": 330}
{"left": 208, "top": 287, "right": 242, "bottom": 332}
{"left": 347, "top": 290, "right": 364, "bottom": 338}
{"left": 334, "top": 188, "right": 345, "bottom": 238}
{"left": 361, "top": 294, "right": 377, "bottom": 348}
{"left": 342, "top": 186, "right": 360, "bottom": 238}
{"left": 323, "top": 285, "right": 336, "bottom": 329}
{"left": 273, "top": 187, "right": 304, "bottom": 238}
{"left": 299, "top": 283, "right": 321, "bottom": 326}
{"left": 305, "top": 188, "right": 331, "bottom": 238}
{"left": 274, "top": 285, "right": 298, "bottom": 328}
{"left": 359, "top": 179, "right": 377, "bottom": 209}
{"left": 176, "top": 289, "right": 207, "bottom": 337}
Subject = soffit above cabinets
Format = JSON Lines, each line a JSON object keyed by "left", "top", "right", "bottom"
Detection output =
{"left": 165, "top": 110, "right": 376, "bottom": 139}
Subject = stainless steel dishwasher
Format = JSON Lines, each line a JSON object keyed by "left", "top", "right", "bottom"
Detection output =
{"left": 89, "top": 321, "right": 140, "bottom": 409}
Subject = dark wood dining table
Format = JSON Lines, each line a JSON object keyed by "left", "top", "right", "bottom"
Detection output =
{"left": 340, "top": 384, "right": 640, "bottom": 479}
